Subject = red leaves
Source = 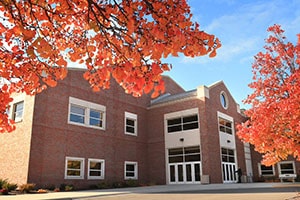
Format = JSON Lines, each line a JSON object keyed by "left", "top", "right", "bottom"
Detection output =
{"left": 237, "top": 24, "right": 300, "bottom": 165}
{"left": 0, "top": 0, "right": 221, "bottom": 133}
{"left": 0, "top": 89, "right": 15, "bottom": 133}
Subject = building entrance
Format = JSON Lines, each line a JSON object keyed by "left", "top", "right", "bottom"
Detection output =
{"left": 221, "top": 148, "right": 238, "bottom": 183}
{"left": 167, "top": 146, "right": 201, "bottom": 184}
{"left": 169, "top": 162, "right": 201, "bottom": 184}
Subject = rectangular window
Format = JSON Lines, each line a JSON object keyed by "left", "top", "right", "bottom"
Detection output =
{"left": 258, "top": 163, "right": 275, "bottom": 176}
{"left": 13, "top": 101, "right": 24, "bottom": 122}
{"left": 221, "top": 148, "right": 235, "bottom": 163}
{"left": 219, "top": 117, "right": 233, "bottom": 134}
{"left": 68, "top": 97, "right": 106, "bottom": 130}
{"left": 125, "top": 112, "right": 137, "bottom": 136}
{"left": 167, "top": 114, "right": 199, "bottom": 133}
{"left": 70, "top": 104, "right": 85, "bottom": 124}
{"left": 65, "top": 157, "right": 84, "bottom": 179}
{"left": 89, "top": 109, "right": 103, "bottom": 127}
{"left": 168, "top": 146, "right": 201, "bottom": 163}
{"left": 124, "top": 161, "right": 138, "bottom": 180}
{"left": 278, "top": 161, "right": 295, "bottom": 175}
{"left": 88, "top": 159, "right": 105, "bottom": 179}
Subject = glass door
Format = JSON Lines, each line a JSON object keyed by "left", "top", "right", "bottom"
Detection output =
{"left": 169, "top": 162, "right": 201, "bottom": 184}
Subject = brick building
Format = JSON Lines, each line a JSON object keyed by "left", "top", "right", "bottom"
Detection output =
{"left": 0, "top": 68, "right": 299, "bottom": 189}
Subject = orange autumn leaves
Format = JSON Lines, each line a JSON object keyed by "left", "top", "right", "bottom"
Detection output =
{"left": 237, "top": 25, "right": 300, "bottom": 165}
{"left": 0, "top": 0, "right": 220, "bottom": 132}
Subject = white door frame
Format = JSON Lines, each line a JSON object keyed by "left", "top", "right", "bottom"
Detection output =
{"left": 168, "top": 162, "right": 201, "bottom": 184}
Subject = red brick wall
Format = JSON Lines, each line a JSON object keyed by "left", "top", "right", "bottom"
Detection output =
{"left": 146, "top": 81, "right": 248, "bottom": 184}
{"left": 204, "top": 82, "right": 247, "bottom": 183}
{"left": 27, "top": 69, "right": 151, "bottom": 189}
{"left": 0, "top": 93, "right": 35, "bottom": 185}
{"left": 6, "top": 69, "right": 292, "bottom": 188}
{"left": 251, "top": 146, "right": 300, "bottom": 182}
{"left": 147, "top": 98, "right": 204, "bottom": 184}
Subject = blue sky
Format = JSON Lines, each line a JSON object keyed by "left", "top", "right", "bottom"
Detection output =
{"left": 163, "top": 0, "right": 300, "bottom": 108}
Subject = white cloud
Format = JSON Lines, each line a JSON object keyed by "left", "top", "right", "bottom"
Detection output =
{"left": 181, "top": 0, "right": 300, "bottom": 65}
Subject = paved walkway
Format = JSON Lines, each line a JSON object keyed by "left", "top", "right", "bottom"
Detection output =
{"left": 1, "top": 182, "right": 300, "bottom": 200}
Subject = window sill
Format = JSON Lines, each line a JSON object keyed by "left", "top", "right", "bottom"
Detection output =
{"left": 124, "top": 177, "right": 138, "bottom": 180}
{"left": 68, "top": 121, "right": 105, "bottom": 131}
{"left": 64, "top": 176, "right": 84, "bottom": 180}
{"left": 125, "top": 132, "right": 138, "bottom": 136}
{"left": 88, "top": 177, "right": 105, "bottom": 180}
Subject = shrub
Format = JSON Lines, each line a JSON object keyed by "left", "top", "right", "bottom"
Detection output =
{"left": 59, "top": 183, "right": 66, "bottom": 191}
{"left": 44, "top": 184, "right": 56, "bottom": 191}
{"left": 0, "top": 188, "right": 8, "bottom": 195}
{"left": 0, "top": 179, "right": 8, "bottom": 189}
{"left": 18, "top": 183, "right": 36, "bottom": 193}
{"left": 64, "top": 184, "right": 74, "bottom": 191}
{"left": 59, "top": 183, "right": 74, "bottom": 191}
{"left": 96, "top": 182, "right": 112, "bottom": 189}
{"left": 112, "top": 181, "right": 125, "bottom": 188}
{"left": 2, "top": 182, "right": 18, "bottom": 191}
{"left": 124, "top": 180, "right": 139, "bottom": 187}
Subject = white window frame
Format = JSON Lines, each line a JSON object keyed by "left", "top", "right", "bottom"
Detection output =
{"left": 258, "top": 163, "right": 275, "bottom": 176}
{"left": 124, "top": 161, "right": 138, "bottom": 180}
{"left": 12, "top": 101, "right": 24, "bottom": 122}
{"left": 278, "top": 161, "right": 296, "bottom": 175}
{"left": 221, "top": 147, "right": 235, "bottom": 163}
{"left": 218, "top": 117, "right": 233, "bottom": 135}
{"left": 124, "top": 112, "right": 138, "bottom": 136}
{"left": 220, "top": 91, "right": 228, "bottom": 109}
{"left": 68, "top": 97, "right": 106, "bottom": 130}
{"left": 65, "top": 157, "right": 85, "bottom": 179}
{"left": 88, "top": 158, "right": 105, "bottom": 180}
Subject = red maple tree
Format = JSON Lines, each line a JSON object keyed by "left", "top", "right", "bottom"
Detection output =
{"left": 0, "top": 0, "right": 220, "bottom": 133}
{"left": 237, "top": 24, "right": 300, "bottom": 165}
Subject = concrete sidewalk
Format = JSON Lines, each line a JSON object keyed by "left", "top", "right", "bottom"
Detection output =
{"left": 1, "top": 182, "right": 300, "bottom": 200}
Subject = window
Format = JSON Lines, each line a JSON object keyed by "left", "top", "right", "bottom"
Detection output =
{"left": 125, "top": 112, "right": 137, "bottom": 136}
{"left": 88, "top": 159, "right": 105, "bottom": 179}
{"left": 258, "top": 163, "right": 275, "bottom": 176}
{"left": 219, "top": 117, "right": 233, "bottom": 134}
{"left": 65, "top": 157, "right": 84, "bottom": 179}
{"left": 167, "top": 114, "right": 199, "bottom": 133}
{"left": 89, "top": 109, "right": 104, "bottom": 127}
{"left": 220, "top": 91, "right": 228, "bottom": 109}
{"left": 68, "top": 97, "right": 106, "bottom": 130}
{"left": 168, "top": 146, "right": 201, "bottom": 163}
{"left": 221, "top": 148, "right": 235, "bottom": 163}
{"left": 70, "top": 105, "right": 85, "bottom": 124}
{"left": 278, "top": 161, "right": 295, "bottom": 175}
{"left": 124, "top": 161, "right": 138, "bottom": 180}
{"left": 12, "top": 101, "right": 24, "bottom": 122}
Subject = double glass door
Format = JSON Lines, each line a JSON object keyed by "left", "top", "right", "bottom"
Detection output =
{"left": 222, "top": 162, "right": 237, "bottom": 183}
{"left": 169, "top": 162, "right": 201, "bottom": 184}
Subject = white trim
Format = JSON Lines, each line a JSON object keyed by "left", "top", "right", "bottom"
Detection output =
{"left": 164, "top": 108, "right": 199, "bottom": 120}
{"left": 88, "top": 158, "right": 105, "bottom": 180}
{"left": 124, "top": 161, "right": 138, "bottom": 180}
{"left": 124, "top": 112, "right": 138, "bottom": 136}
{"left": 65, "top": 157, "right": 85, "bottom": 179}
{"left": 278, "top": 161, "right": 296, "bottom": 175}
{"left": 164, "top": 108, "right": 199, "bottom": 134}
{"left": 12, "top": 101, "right": 24, "bottom": 123}
{"left": 217, "top": 112, "right": 236, "bottom": 149}
{"left": 68, "top": 97, "right": 106, "bottom": 130}
{"left": 217, "top": 111, "right": 233, "bottom": 122}
{"left": 258, "top": 163, "right": 275, "bottom": 176}
{"left": 9, "top": 93, "right": 26, "bottom": 122}
{"left": 220, "top": 91, "right": 228, "bottom": 109}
